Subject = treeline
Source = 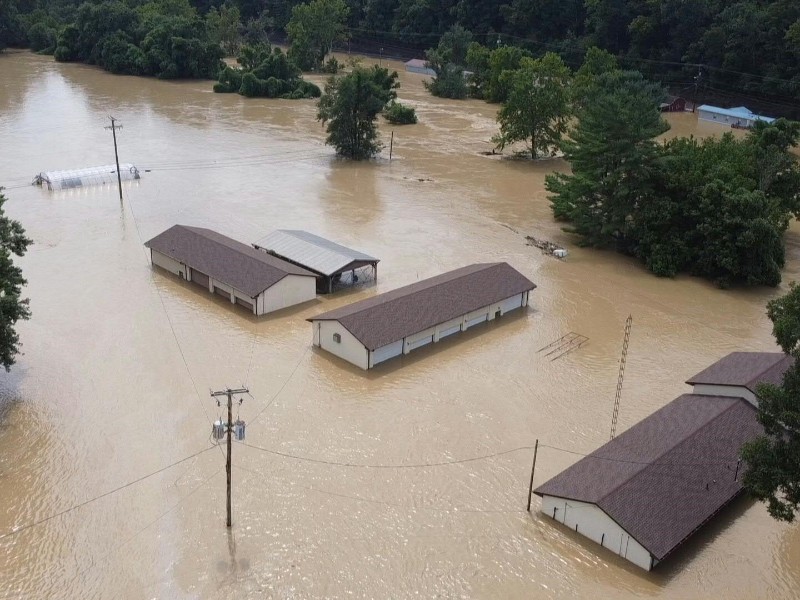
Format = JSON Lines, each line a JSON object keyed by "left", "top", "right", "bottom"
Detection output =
{"left": 3, "top": 0, "right": 799, "bottom": 106}
{"left": 546, "top": 59, "right": 800, "bottom": 288}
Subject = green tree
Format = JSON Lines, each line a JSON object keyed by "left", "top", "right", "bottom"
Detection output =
{"left": 317, "top": 65, "right": 398, "bottom": 159}
{"left": 572, "top": 46, "right": 618, "bottom": 107}
{"left": 741, "top": 284, "right": 800, "bottom": 521}
{"left": 286, "top": 0, "right": 349, "bottom": 71}
{"left": 423, "top": 25, "right": 472, "bottom": 99}
{"left": 384, "top": 101, "right": 417, "bottom": 124}
{"left": 483, "top": 44, "right": 532, "bottom": 103}
{"left": 0, "top": 189, "right": 32, "bottom": 371}
{"left": 547, "top": 70, "right": 668, "bottom": 248}
{"left": 206, "top": 3, "right": 241, "bottom": 56}
{"left": 493, "top": 53, "right": 572, "bottom": 159}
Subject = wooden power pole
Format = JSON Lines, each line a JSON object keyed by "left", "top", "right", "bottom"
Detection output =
{"left": 105, "top": 116, "right": 124, "bottom": 202}
{"left": 211, "top": 387, "right": 248, "bottom": 527}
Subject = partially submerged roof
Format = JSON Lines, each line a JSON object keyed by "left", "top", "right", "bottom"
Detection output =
{"left": 308, "top": 263, "right": 536, "bottom": 350}
{"left": 34, "top": 164, "right": 140, "bottom": 190}
{"left": 534, "top": 394, "right": 762, "bottom": 561}
{"left": 686, "top": 351, "right": 791, "bottom": 393}
{"left": 697, "top": 105, "right": 775, "bottom": 123}
{"left": 145, "top": 225, "right": 314, "bottom": 297}
{"left": 253, "top": 230, "right": 378, "bottom": 277}
{"left": 405, "top": 59, "right": 427, "bottom": 68}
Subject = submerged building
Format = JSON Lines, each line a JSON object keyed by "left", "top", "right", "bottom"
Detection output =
{"left": 697, "top": 105, "right": 775, "bottom": 128}
{"left": 534, "top": 352, "right": 790, "bottom": 571}
{"left": 308, "top": 262, "right": 535, "bottom": 370}
{"left": 145, "top": 225, "right": 317, "bottom": 316}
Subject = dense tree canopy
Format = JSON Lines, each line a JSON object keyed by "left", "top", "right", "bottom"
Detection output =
{"left": 0, "top": 189, "right": 32, "bottom": 372}
{"left": 214, "top": 42, "right": 320, "bottom": 97}
{"left": 5, "top": 0, "right": 800, "bottom": 110}
{"left": 50, "top": 0, "right": 224, "bottom": 78}
{"left": 286, "top": 0, "right": 348, "bottom": 71}
{"left": 548, "top": 68, "right": 800, "bottom": 287}
{"left": 317, "top": 64, "right": 398, "bottom": 159}
{"left": 741, "top": 284, "right": 800, "bottom": 521}
{"left": 547, "top": 69, "right": 668, "bottom": 248}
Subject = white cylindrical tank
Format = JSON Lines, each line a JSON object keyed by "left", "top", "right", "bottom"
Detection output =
{"left": 553, "top": 248, "right": 568, "bottom": 259}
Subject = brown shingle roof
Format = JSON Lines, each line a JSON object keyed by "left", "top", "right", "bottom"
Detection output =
{"left": 686, "top": 351, "right": 792, "bottom": 393}
{"left": 145, "top": 225, "right": 315, "bottom": 297}
{"left": 534, "top": 394, "right": 763, "bottom": 561}
{"left": 308, "top": 263, "right": 536, "bottom": 350}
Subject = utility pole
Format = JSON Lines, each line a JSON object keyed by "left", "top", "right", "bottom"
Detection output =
{"left": 692, "top": 66, "right": 703, "bottom": 113}
{"left": 526, "top": 439, "right": 539, "bottom": 512}
{"left": 211, "top": 387, "right": 248, "bottom": 527}
{"left": 105, "top": 116, "right": 124, "bottom": 201}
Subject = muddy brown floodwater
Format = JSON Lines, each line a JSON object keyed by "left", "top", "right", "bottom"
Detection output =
{"left": 0, "top": 51, "right": 799, "bottom": 599}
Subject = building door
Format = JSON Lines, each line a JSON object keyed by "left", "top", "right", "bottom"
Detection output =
{"left": 236, "top": 297, "right": 254, "bottom": 312}
{"left": 191, "top": 269, "right": 209, "bottom": 288}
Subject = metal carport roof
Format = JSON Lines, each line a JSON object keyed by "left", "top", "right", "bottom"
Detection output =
{"left": 252, "top": 230, "right": 379, "bottom": 277}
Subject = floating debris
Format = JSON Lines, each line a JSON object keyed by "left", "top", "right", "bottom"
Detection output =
{"left": 525, "top": 235, "right": 568, "bottom": 259}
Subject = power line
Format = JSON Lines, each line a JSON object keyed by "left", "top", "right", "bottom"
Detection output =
{"left": 238, "top": 441, "right": 536, "bottom": 468}
{"left": 0, "top": 446, "right": 216, "bottom": 541}
{"left": 245, "top": 346, "right": 311, "bottom": 430}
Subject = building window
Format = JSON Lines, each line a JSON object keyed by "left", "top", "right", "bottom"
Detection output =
{"left": 333, "top": 333, "right": 341, "bottom": 343}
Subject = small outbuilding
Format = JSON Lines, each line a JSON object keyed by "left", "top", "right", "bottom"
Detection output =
{"left": 308, "top": 262, "right": 536, "bottom": 369}
{"left": 534, "top": 351, "right": 791, "bottom": 571}
{"left": 659, "top": 95, "right": 687, "bottom": 112}
{"left": 697, "top": 105, "right": 775, "bottom": 128}
{"left": 145, "top": 225, "right": 317, "bottom": 316}
{"left": 253, "top": 230, "right": 379, "bottom": 294}
{"left": 404, "top": 59, "right": 436, "bottom": 77}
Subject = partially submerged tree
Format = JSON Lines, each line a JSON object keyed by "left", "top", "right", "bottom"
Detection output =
{"left": 424, "top": 25, "right": 472, "bottom": 99}
{"left": 547, "top": 70, "right": 668, "bottom": 247}
{"left": 741, "top": 284, "right": 800, "bottom": 521}
{"left": 318, "top": 65, "right": 399, "bottom": 159}
{"left": 0, "top": 189, "right": 31, "bottom": 371}
{"left": 493, "top": 52, "right": 571, "bottom": 159}
{"left": 214, "top": 43, "right": 321, "bottom": 98}
{"left": 286, "top": 0, "right": 349, "bottom": 71}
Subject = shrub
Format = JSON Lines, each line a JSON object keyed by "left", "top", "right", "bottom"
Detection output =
{"left": 384, "top": 101, "right": 417, "bottom": 124}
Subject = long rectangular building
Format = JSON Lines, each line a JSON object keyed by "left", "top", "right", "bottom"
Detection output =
{"left": 534, "top": 352, "right": 790, "bottom": 571}
{"left": 145, "top": 225, "right": 317, "bottom": 316}
{"left": 307, "top": 263, "right": 536, "bottom": 369}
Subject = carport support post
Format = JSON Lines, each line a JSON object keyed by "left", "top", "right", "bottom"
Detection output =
{"left": 526, "top": 439, "right": 539, "bottom": 512}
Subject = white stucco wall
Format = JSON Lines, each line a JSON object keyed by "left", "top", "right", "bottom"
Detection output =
{"left": 262, "top": 275, "right": 316, "bottom": 315}
{"left": 316, "top": 320, "right": 368, "bottom": 370}
{"left": 151, "top": 250, "right": 186, "bottom": 279}
{"left": 541, "top": 495, "right": 654, "bottom": 571}
{"left": 691, "top": 383, "right": 756, "bottom": 406}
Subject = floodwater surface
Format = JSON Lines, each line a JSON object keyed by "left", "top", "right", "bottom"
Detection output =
{"left": 0, "top": 51, "right": 799, "bottom": 599}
